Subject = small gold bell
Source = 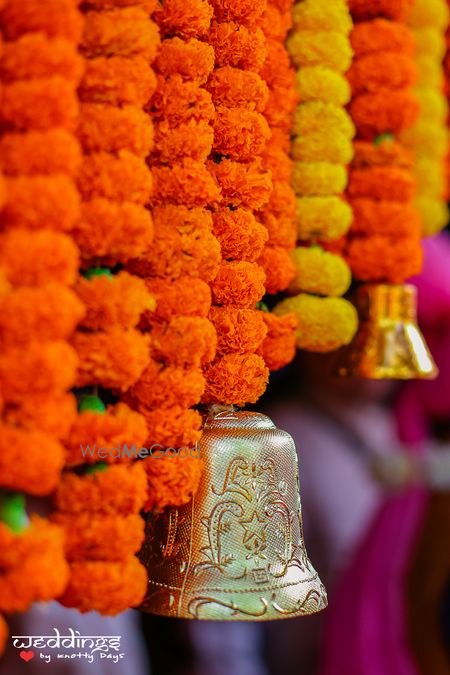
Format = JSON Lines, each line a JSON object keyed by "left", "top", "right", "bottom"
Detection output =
{"left": 139, "top": 410, "right": 327, "bottom": 620}
{"left": 335, "top": 284, "right": 438, "bottom": 380}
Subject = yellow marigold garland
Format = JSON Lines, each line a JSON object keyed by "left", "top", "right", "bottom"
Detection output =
{"left": 276, "top": 0, "right": 358, "bottom": 353}
{"left": 400, "top": 0, "right": 450, "bottom": 235}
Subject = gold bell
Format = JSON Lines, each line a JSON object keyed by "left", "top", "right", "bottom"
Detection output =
{"left": 335, "top": 283, "right": 438, "bottom": 380}
{"left": 139, "top": 410, "right": 327, "bottom": 621}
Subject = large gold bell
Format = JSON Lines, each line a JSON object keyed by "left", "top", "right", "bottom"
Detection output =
{"left": 139, "top": 410, "right": 327, "bottom": 621}
{"left": 335, "top": 284, "right": 438, "bottom": 380}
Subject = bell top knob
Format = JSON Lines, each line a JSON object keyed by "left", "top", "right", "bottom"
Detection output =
{"left": 360, "top": 284, "right": 417, "bottom": 322}
{"left": 204, "top": 409, "right": 276, "bottom": 431}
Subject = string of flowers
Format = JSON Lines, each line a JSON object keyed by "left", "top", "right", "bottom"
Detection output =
{"left": 0, "top": 0, "right": 84, "bottom": 627}
{"left": 51, "top": 0, "right": 160, "bottom": 615}
{"left": 336, "top": 0, "right": 423, "bottom": 285}
{"left": 400, "top": 0, "right": 449, "bottom": 236}
{"left": 274, "top": 0, "right": 358, "bottom": 353}
{"left": 125, "top": 0, "right": 221, "bottom": 510}
{"left": 201, "top": 0, "right": 273, "bottom": 402}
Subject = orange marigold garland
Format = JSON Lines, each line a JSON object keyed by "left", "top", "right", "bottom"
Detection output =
{"left": 0, "top": 0, "right": 83, "bottom": 624}
{"left": 276, "top": 0, "right": 358, "bottom": 353}
{"left": 400, "top": 0, "right": 450, "bottom": 235}
{"left": 339, "top": 3, "right": 424, "bottom": 284}
{"left": 52, "top": 0, "right": 160, "bottom": 615}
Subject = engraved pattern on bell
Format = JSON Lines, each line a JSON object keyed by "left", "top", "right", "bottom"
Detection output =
{"left": 336, "top": 284, "right": 438, "bottom": 380}
{"left": 139, "top": 411, "right": 328, "bottom": 620}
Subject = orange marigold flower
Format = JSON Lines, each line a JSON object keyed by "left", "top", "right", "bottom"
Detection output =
{"left": 78, "top": 103, "right": 154, "bottom": 157}
{"left": 346, "top": 235, "right": 422, "bottom": 283}
{"left": 260, "top": 4, "right": 292, "bottom": 41}
{"left": 349, "top": 90, "right": 419, "bottom": 139}
{"left": 150, "top": 74, "right": 215, "bottom": 124}
{"left": 152, "top": 119, "right": 214, "bottom": 163}
{"left": 0, "top": 0, "right": 83, "bottom": 42}
{"left": 55, "top": 463, "right": 148, "bottom": 515}
{"left": 155, "top": 0, "right": 213, "bottom": 38}
{"left": 2, "top": 174, "right": 80, "bottom": 231}
{"left": 263, "top": 84, "right": 299, "bottom": 132}
{"left": 80, "top": 56, "right": 157, "bottom": 106}
{"left": 208, "top": 21, "right": 267, "bottom": 72}
{"left": 0, "top": 517, "right": 69, "bottom": 613}
{"left": 143, "top": 277, "right": 212, "bottom": 323}
{"left": 151, "top": 159, "right": 220, "bottom": 208}
{"left": 348, "top": 167, "right": 415, "bottom": 202}
{"left": 203, "top": 353, "right": 269, "bottom": 405}
{"left": 72, "top": 329, "right": 149, "bottom": 391}
{"left": 351, "top": 19, "right": 414, "bottom": 57}
{"left": 52, "top": 513, "right": 145, "bottom": 561}
{"left": 208, "top": 157, "right": 272, "bottom": 210}
{"left": 1, "top": 77, "right": 78, "bottom": 131}
{"left": 349, "top": 0, "right": 414, "bottom": 21}
{"left": 257, "top": 311, "right": 298, "bottom": 371}
{"left": 258, "top": 181, "right": 297, "bottom": 246}
{"left": 209, "top": 306, "right": 267, "bottom": 355}
{"left": 0, "top": 33, "right": 83, "bottom": 83}
{"left": 210, "top": 260, "right": 266, "bottom": 308}
{"left": 82, "top": 8, "right": 160, "bottom": 60}
{"left": 208, "top": 0, "right": 267, "bottom": 29}
{"left": 83, "top": 0, "right": 157, "bottom": 8}
{"left": 142, "top": 406, "right": 202, "bottom": 447}
{"left": 144, "top": 455, "right": 203, "bottom": 511}
{"left": 347, "top": 52, "right": 416, "bottom": 96}
{"left": 0, "top": 340, "right": 78, "bottom": 403}
{"left": 127, "top": 205, "right": 220, "bottom": 282}
{"left": 155, "top": 37, "right": 214, "bottom": 84}
{"left": 352, "top": 139, "right": 413, "bottom": 170}
{"left": 0, "top": 229, "right": 79, "bottom": 286}
{"left": 60, "top": 556, "right": 147, "bottom": 614}
{"left": 77, "top": 150, "right": 152, "bottom": 203}
{"left": 0, "top": 615, "right": 7, "bottom": 653}
{"left": 3, "top": 393, "right": 77, "bottom": 440}
{"left": 127, "top": 358, "right": 205, "bottom": 409}
{"left": 262, "top": 142, "right": 293, "bottom": 183}
{"left": 0, "top": 425, "right": 64, "bottom": 495}
{"left": 74, "top": 199, "right": 153, "bottom": 264}
{"left": 151, "top": 317, "right": 217, "bottom": 367}
{"left": 350, "top": 198, "right": 421, "bottom": 238}
{"left": 0, "top": 283, "right": 84, "bottom": 348}
{"left": 207, "top": 66, "right": 269, "bottom": 112}
{"left": 213, "top": 107, "right": 271, "bottom": 161}
{"left": 76, "top": 271, "right": 154, "bottom": 331}
{"left": 212, "top": 208, "right": 268, "bottom": 262}
{"left": 64, "top": 403, "right": 148, "bottom": 466}
{"left": 258, "top": 245, "right": 295, "bottom": 294}
{"left": 0, "top": 129, "right": 82, "bottom": 176}
{"left": 260, "top": 40, "right": 294, "bottom": 89}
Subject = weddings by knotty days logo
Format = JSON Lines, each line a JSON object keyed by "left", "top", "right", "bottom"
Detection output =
{"left": 11, "top": 628, "right": 125, "bottom": 664}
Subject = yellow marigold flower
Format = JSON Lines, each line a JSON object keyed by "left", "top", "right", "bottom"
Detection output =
{"left": 292, "top": 131, "right": 353, "bottom": 164}
{"left": 413, "top": 27, "right": 446, "bottom": 60}
{"left": 400, "top": 121, "right": 448, "bottom": 157}
{"left": 414, "top": 157, "right": 446, "bottom": 197}
{"left": 274, "top": 293, "right": 358, "bottom": 352}
{"left": 296, "top": 196, "right": 352, "bottom": 242}
{"left": 296, "top": 67, "right": 351, "bottom": 106}
{"left": 416, "top": 196, "right": 450, "bottom": 236}
{"left": 292, "top": 0, "right": 352, "bottom": 35}
{"left": 292, "top": 101, "right": 355, "bottom": 138}
{"left": 292, "top": 162, "right": 347, "bottom": 196}
{"left": 414, "top": 88, "right": 448, "bottom": 124}
{"left": 408, "top": 0, "right": 449, "bottom": 30}
{"left": 287, "top": 31, "right": 352, "bottom": 74}
{"left": 415, "top": 56, "right": 444, "bottom": 88}
{"left": 289, "top": 247, "right": 351, "bottom": 297}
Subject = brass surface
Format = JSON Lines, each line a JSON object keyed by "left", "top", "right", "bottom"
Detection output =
{"left": 336, "top": 284, "right": 438, "bottom": 380}
{"left": 139, "top": 410, "right": 327, "bottom": 620}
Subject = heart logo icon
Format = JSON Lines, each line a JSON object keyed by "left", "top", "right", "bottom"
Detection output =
{"left": 20, "top": 651, "right": 34, "bottom": 662}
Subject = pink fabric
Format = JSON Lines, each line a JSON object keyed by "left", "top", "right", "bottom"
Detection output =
{"left": 321, "top": 234, "right": 450, "bottom": 675}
